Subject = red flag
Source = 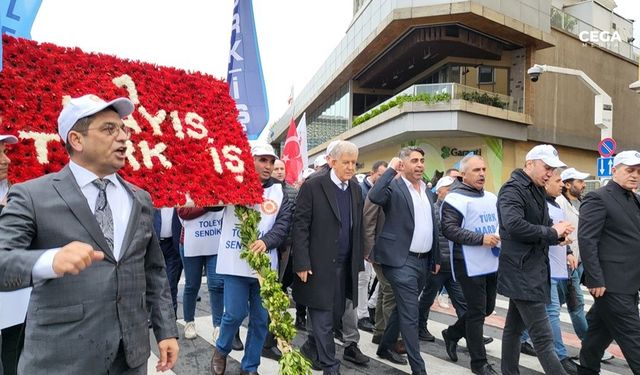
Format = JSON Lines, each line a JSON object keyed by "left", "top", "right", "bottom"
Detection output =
{"left": 282, "top": 118, "right": 303, "bottom": 185}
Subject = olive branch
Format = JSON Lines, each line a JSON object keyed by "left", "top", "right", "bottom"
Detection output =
{"left": 234, "top": 206, "right": 312, "bottom": 375}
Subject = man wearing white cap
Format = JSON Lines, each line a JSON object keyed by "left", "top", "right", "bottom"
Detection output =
{"left": 0, "top": 94, "right": 180, "bottom": 374}
{"left": 0, "top": 133, "right": 20, "bottom": 375}
{"left": 577, "top": 151, "right": 640, "bottom": 374}
{"left": 555, "top": 169, "right": 590, "bottom": 338}
{"left": 212, "top": 142, "right": 293, "bottom": 375}
{"left": 498, "top": 144, "right": 574, "bottom": 375}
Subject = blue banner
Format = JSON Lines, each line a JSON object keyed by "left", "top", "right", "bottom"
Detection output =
{"left": 1, "top": 0, "right": 43, "bottom": 71}
{"left": 227, "top": 0, "right": 269, "bottom": 140}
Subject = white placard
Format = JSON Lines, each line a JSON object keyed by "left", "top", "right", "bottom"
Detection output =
{"left": 182, "top": 211, "right": 224, "bottom": 257}
{"left": 0, "top": 288, "right": 31, "bottom": 329}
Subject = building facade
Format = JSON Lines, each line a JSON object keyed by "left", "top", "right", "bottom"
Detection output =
{"left": 271, "top": 0, "right": 639, "bottom": 190}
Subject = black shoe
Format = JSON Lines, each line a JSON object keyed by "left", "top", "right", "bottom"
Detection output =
{"left": 343, "top": 343, "right": 369, "bottom": 365}
{"left": 357, "top": 318, "right": 374, "bottom": 332}
{"left": 472, "top": 363, "right": 499, "bottom": 375}
{"left": 300, "top": 340, "right": 322, "bottom": 371}
{"left": 371, "top": 334, "right": 382, "bottom": 345}
{"left": 520, "top": 341, "right": 536, "bottom": 356}
{"left": 376, "top": 347, "right": 407, "bottom": 365}
{"left": 232, "top": 330, "right": 244, "bottom": 351}
{"left": 442, "top": 329, "right": 458, "bottom": 362}
{"left": 483, "top": 336, "right": 494, "bottom": 345}
{"left": 196, "top": 296, "right": 202, "bottom": 302}
{"left": 334, "top": 329, "right": 345, "bottom": 343}
{"left": 261, "top": 345, "right": 282, "bottom": 361}
{"left": 561, "top": 357, "right": 579, "bottom": 375}
{"left": 419, "top": 326, "right": 436, "bottom": 342}
{"left": 295, "top": 316, "right": 307, "bottom": 331}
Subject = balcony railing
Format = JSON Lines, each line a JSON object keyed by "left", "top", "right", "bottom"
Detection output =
{"left": 551, "top": 6, "right": 640, "bottom": 62}
{"left": 352, "top": 83, "right": 522, "bottom": 126}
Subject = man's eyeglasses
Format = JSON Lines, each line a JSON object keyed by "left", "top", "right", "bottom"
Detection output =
{"left": 88, "top": 123, "right": 132, "bottom": 137}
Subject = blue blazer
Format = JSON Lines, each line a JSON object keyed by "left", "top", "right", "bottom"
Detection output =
{"left": 368, "top": 168, "right": 439, "bottom": 269}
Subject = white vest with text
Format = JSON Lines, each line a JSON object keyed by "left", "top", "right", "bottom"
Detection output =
{"left": 182, "top": 210, "right": 224, "bottom": 257}
{"left": 216, "top": 183, "right": 283, "bottom": 278}
{"left": 444, "top": 191, "right": 499, "bottom": 277}
{"left": 547, "top": 201, "right": 569, "bottom": 280}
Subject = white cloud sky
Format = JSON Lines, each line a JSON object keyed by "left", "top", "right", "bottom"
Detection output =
{"left": 30, "top": 0, "right": 639, "bottom": 131}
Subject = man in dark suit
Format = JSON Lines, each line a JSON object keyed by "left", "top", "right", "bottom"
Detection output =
{"left": 153, "top": 208, "right": 183, "bottom": 315}
{"left": 369, "top": 147, "right": 440, "bottom": 375}
{"left": 577, "top": 150, "right": 640, "bottom": 374}
{"left": 0, "top": 94, "right": 179, "bottom": 374}
{"left": 293, "top": 140, "right": 364, "bottom": 375}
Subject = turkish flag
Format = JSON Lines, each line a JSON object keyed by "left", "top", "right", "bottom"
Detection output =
{"left": 281, "top": 118, "right": 303, "bottom": 185}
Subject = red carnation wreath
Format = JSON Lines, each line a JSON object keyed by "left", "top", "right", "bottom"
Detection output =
{"left": 0, "top": 35, "right": 263, "bottom": 207}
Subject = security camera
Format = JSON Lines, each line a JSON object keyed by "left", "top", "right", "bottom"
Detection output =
{"left": 527, "top": 65, "right": 544, "bottom": 82}
{"left": 630, "top": 80, "right": 640, "bottom": 94}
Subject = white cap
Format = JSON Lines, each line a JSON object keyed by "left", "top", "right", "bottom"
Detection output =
{"left": 302, "top": 168, "right": 315, "bottom": 179}
{"left": 250, "top": 142, "right": 278, "bottom": 158}
{"left": 314, "top": 154, "right": 327, "bottom": 168}
{"left": 613, "top": 150, "right": 640, "bottom": 167}
{"left": 57, "top": 94, "right": 134, "bottom": 143}
{"left": 0, "top": 135, "right": 18, "bottom": 144}
{"left": 326, "top": 140, "right": 341, "bottom": 157}
{"left": 525, "top": 144, "right": 566, "bottom": 168}
{"left": 434, "top": 176, "right": 455, "bottom": 192}
{"left": 560, "top": 167, "right": 590, "bottom": 182}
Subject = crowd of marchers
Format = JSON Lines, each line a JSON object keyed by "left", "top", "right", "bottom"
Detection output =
{"left": 1, "top": 94, "right": 639, "bottom": 375}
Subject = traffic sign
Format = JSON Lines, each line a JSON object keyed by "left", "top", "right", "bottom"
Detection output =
{"left": 598, "top": 138, "right": 617, "bottom": 157}
{"left": 597, "top": 157, "right": 614, "bottom": 177}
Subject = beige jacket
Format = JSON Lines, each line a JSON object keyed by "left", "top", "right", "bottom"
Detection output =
{"left": 556, "top": 194, "right": 581, "bottom": 261}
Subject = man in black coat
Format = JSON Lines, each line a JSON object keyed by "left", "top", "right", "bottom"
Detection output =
{"left": 369, "top": 147, "right": 440, "bottom": 375}
{"left": 577, "top": 151, "right": 640, "bottom": 374}
{"left": 497, "top": 144, "right": 573, "bottom": 375}
{"left": 292, "top": 141, "right": 364, "bottom": 375}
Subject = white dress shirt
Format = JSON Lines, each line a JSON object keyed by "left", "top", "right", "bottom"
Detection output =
{"left": 32, "top": 162, "right": 133, "bottom": 281}
{"left": 159, "top": 207, "right": 174, "bottom": 238}
{"left": 330, "top": 168, "right": 349, "bottom": 190}
{"left": 0, "top": 179, "right": 9, "bottom": 202}
{"left": 401, "top": 176, "right": 434, "bottom": 253}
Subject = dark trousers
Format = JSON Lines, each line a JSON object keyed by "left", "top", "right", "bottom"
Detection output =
{"left": 1, "top": 323, "right": 24, "bottom": 375}
{"left": 446, "top": 262, "right": 497, "bottom": 370}
{"left": 418, "top": 270, "right": 467, "bottom": 327}
{"left": 307, "top": 262, "right": 350, "bottom": 372}
{"left": 380, "top": 254, "right": 429, "bottom": 375}
{"left": 107, "top": 341, "right": 146, "bottom": 375}
{"left": 159, "top": 238, "right": 183, "bottom": 314}
{"left": 501, "top": 299, "right": 567, "bottom": 375}
{"left": 579, "top": 292, "right": 640, "bottom": 374}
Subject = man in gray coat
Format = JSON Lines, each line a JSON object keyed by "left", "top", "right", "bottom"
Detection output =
{"left": 0, "top": 94, "right": 179, "bottom": 374}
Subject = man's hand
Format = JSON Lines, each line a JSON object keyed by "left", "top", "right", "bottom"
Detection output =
{"left": 297, "top": 270, "right": 313, "bottom": 283}
{"left": 249, "top": 240, "right": 267, "bottom": 253}
{"left": 53, "top": 241, "right": 104, "bottom": 276}
{"left": 432, "top": 264, "right": 441, "bottom": 275}
{"left": 589, "top": 286, "right": 606, "bottom": 298}
{"left": 482, "top": 234, "right": 500, "bottom": 247}
{"left": 156, "top": 338, "right": 179, "bottom": 372}
{"left": 389, "top": 157, "right": 403, "bottom": 172}
{"left": 566, "top": 254, "right": 578, "bottom": 271}
{"left": 552, "top": 221, "right": 575, "bottom": 238}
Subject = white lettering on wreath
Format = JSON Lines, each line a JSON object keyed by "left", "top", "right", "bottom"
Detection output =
{"left": 18, "top": 131, "right": 61, "bottom": 164}
{"left": 21, "top": 75, "right": 246, "bottom": 180}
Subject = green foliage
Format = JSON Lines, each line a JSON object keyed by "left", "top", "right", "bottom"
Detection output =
{"left": 460, "top": 91, "right": 507, "bottom": 109}
{"left": 352, "top": 92, "right": 451, "bottom": 126}
{"left": 234, "top": 206, "right": 311, "bottom": 374}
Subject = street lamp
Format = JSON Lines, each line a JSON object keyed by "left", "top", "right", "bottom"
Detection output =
{"left": 527, "top": 64, "right": 613, "bottom": 140}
